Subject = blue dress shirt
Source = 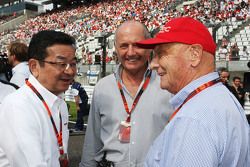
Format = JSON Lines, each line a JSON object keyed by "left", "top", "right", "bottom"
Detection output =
{"left": 145, "top": 72, "right": 250, "bottom": 167}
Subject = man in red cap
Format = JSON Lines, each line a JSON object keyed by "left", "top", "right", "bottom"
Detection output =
{"left": 137, "top": 17, "right": 250, "bottom": 166}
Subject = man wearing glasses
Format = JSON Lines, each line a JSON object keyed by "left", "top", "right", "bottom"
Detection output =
{"left": 0, "top": 30, "right": 77, "bottom": 167}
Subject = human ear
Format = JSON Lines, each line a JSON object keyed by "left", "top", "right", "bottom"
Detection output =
{"left": 189, "top": 44, "right": 203, "bottom": 67}
{"left": 28, "top": 59, "right": 39, "bottom": 78}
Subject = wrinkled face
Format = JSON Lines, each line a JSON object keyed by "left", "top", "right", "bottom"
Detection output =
{"left": 115, "top": 24, "right": 150, "bottom": 74}
{"left": 30, "top": 44, "right": 77, "bottom": 95}
{"left": 151, "top": 43, "right": 191, "bottom": 94}
{"left": 220, "top": 71, "right": 229, "bottom": 84}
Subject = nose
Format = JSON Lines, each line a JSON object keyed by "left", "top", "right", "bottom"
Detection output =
{"left": 64, "top": 64, "right": 76, "bottom": 76}
{"left": 150, "top": 56, "right": 159, "bottom": 70}
{"left": 127, "top": 45, "right": 136, "bottom": 56}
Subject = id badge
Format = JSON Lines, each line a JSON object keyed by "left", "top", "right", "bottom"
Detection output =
{"left": 59, "top": 153, "right": 69, "bottom": 167}
{"left": 118, "top": 121, "right": 131, "bottom": 143}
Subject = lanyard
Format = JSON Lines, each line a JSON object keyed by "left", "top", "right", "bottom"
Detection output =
{"left": 26, "top": 80, "right": 65, "bottom": 155}
{"left": 117, "top": 70, "right": 152, "bottom": 123}
{"left": 168, "top": 77, "right": 221, "bottom": 122}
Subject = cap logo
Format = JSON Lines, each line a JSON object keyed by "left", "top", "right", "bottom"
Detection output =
{"left": 160, "top": 26, "right": 171, "bottom": 33}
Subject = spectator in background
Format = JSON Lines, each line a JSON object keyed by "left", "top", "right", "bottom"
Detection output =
{"left": 110, "top": 51, "right": 118, "bottom": 64}
{"left": 221, "top": 36, "right": 229, "bottom": 48}
{"left": 240, "top": 0, "right": 248, "bottom": 9}
{"left": 137, "top": 16, "right": 249, "bottom": 167}
{"left": 0, "top": 30, "right": 77, "bottom": 167}
{"left": 64, "top": 80, "right": 80, "bottom": 107}
{"left": 242, "top": 45, "right": 249, "bottom": 58}
{"left": 0, "top": 56, "right": 18, "bottom": 103}
{"left": 71, "top": 80, "right": 88, "bottom": 131}
{"left": 217, "top": 67, "right": 240, "bottom": 99}
{"left": 218, "top": 45, "right": 228, "bottom": 60}
{"left": 64, "top": 79, "right": 88, "bottom": 132}
{"left": 94, "top": 54, "right": 101, "bottom": 65}
{"left": 80, "top": 21, "right": 173, "bottom": 167}
{"left": 218, "top": 67, "right": 231, "bottom": 87}
{"left": 87, "top": 52, "right": 93, "bottom": 64}
{"left": 2, "top": 0, "right": 249, "bottom": 54}
{"left": 230, "top": 42, "right": 240, "bottom": 61}
{"left": 7, "top": 41, "right": 30, "bottom": 87}
{"left": 81, "top": 47, "right": 87, "bottom": 64}
{"left": 0, "top": 53, "right": 12, "bottom": 81}
{"left": 231, "top": 76, "right": 245, "bottom": 107}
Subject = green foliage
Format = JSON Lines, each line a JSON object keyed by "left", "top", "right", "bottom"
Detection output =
{"left": 66, "top": 101, "right": 77, "bottom": 122}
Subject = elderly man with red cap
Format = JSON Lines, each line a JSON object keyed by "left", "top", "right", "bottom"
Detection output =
{"left": 137, "top": 17, "right": 250, "bottom": 167}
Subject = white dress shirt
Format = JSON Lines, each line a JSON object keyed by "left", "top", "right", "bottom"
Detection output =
{"left": 0, "top": 81, "right": 17, "bottom": 167}
{"left": 0, "top": 81, "right": 16, "bottom": 105}
{"left": 0, "top": 75, "right": 69, "bottom": 167}
{"left": 10, "top": 62, "right": 30, "bottom": 87}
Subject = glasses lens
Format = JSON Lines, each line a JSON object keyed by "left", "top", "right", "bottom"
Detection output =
{"left": 64, "top": 62, "right": 77, "bottom": 71}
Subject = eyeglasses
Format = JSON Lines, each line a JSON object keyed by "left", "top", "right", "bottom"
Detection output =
{"left": 40, "top": 60, "right": 77, "bottom": 71}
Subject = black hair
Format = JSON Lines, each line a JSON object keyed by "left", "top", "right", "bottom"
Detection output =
{"left": 233, "top": 76, "right": 241, "bottom": 81}
{"left": 217, "top": 67, "right": 230, "bottom": 80}
{"left": 217, "top": 67, "right": 229, "bottom": 75}
{"left": 0, "top": 53, "right": 12, "bottom": 81}
{"left": 28, "top": 30, "right": 76, "bottom": 61}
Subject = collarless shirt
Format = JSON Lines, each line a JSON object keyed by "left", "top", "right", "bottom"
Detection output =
{"left": 145, "top": 72, "right": 250, "bottom": 167}
{"left": 0, "top": 75, "right": 69, "bottom": 167}
{"left": 10, "top": 62, "right": 31, "bottom": 87}
{"left": 80, "top": 64, "right": 173, "bottom": 167}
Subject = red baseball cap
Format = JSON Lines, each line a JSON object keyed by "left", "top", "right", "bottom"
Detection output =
{"left": 137, "top": 17, "right": 216, "bottom": 55}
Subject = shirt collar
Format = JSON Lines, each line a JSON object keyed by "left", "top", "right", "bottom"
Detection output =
{"left": 27, "top": 75, "right": 64, "bottom": 110}
{"left": 114, "top": 63, "right": 152, "bottom": 82}
{"left": 12, "top": 62, "right": 29, "bottom": 74}
{"left": 169, "top": 72, "right": 220, "bottom": 109}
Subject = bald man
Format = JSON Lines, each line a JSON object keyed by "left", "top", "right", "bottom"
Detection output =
{"left": 79, "top": 21, "right": 173, "bottom": 167}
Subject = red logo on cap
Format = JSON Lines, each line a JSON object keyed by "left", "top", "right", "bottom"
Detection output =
{"left": 160, "top": 26, "right": 171, "bottom": 33}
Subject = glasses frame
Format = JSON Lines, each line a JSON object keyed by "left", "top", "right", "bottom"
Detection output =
{"left": 39, "top": 60, "right": 77, "bottom": 71}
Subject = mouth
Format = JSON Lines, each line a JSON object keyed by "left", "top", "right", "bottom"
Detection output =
{"left": 61, "top": 78, "right": 73, "bottom": 84}
{"left": 126, "top": 57, "right": 140, "bottom": 63}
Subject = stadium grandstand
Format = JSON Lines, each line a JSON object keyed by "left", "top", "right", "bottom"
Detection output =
{"left": 0, "top": 0, "right": 250, "bottom": 81}
{"left": 1, "top": 2, "right": 250, "bottom": 165}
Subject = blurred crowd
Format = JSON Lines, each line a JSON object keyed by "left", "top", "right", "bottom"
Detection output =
{"left": 0, "top": 12, "right": 20, "bottom": 25}
{"left": 0, "top": 0, "right": 250, "bottom": 64}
